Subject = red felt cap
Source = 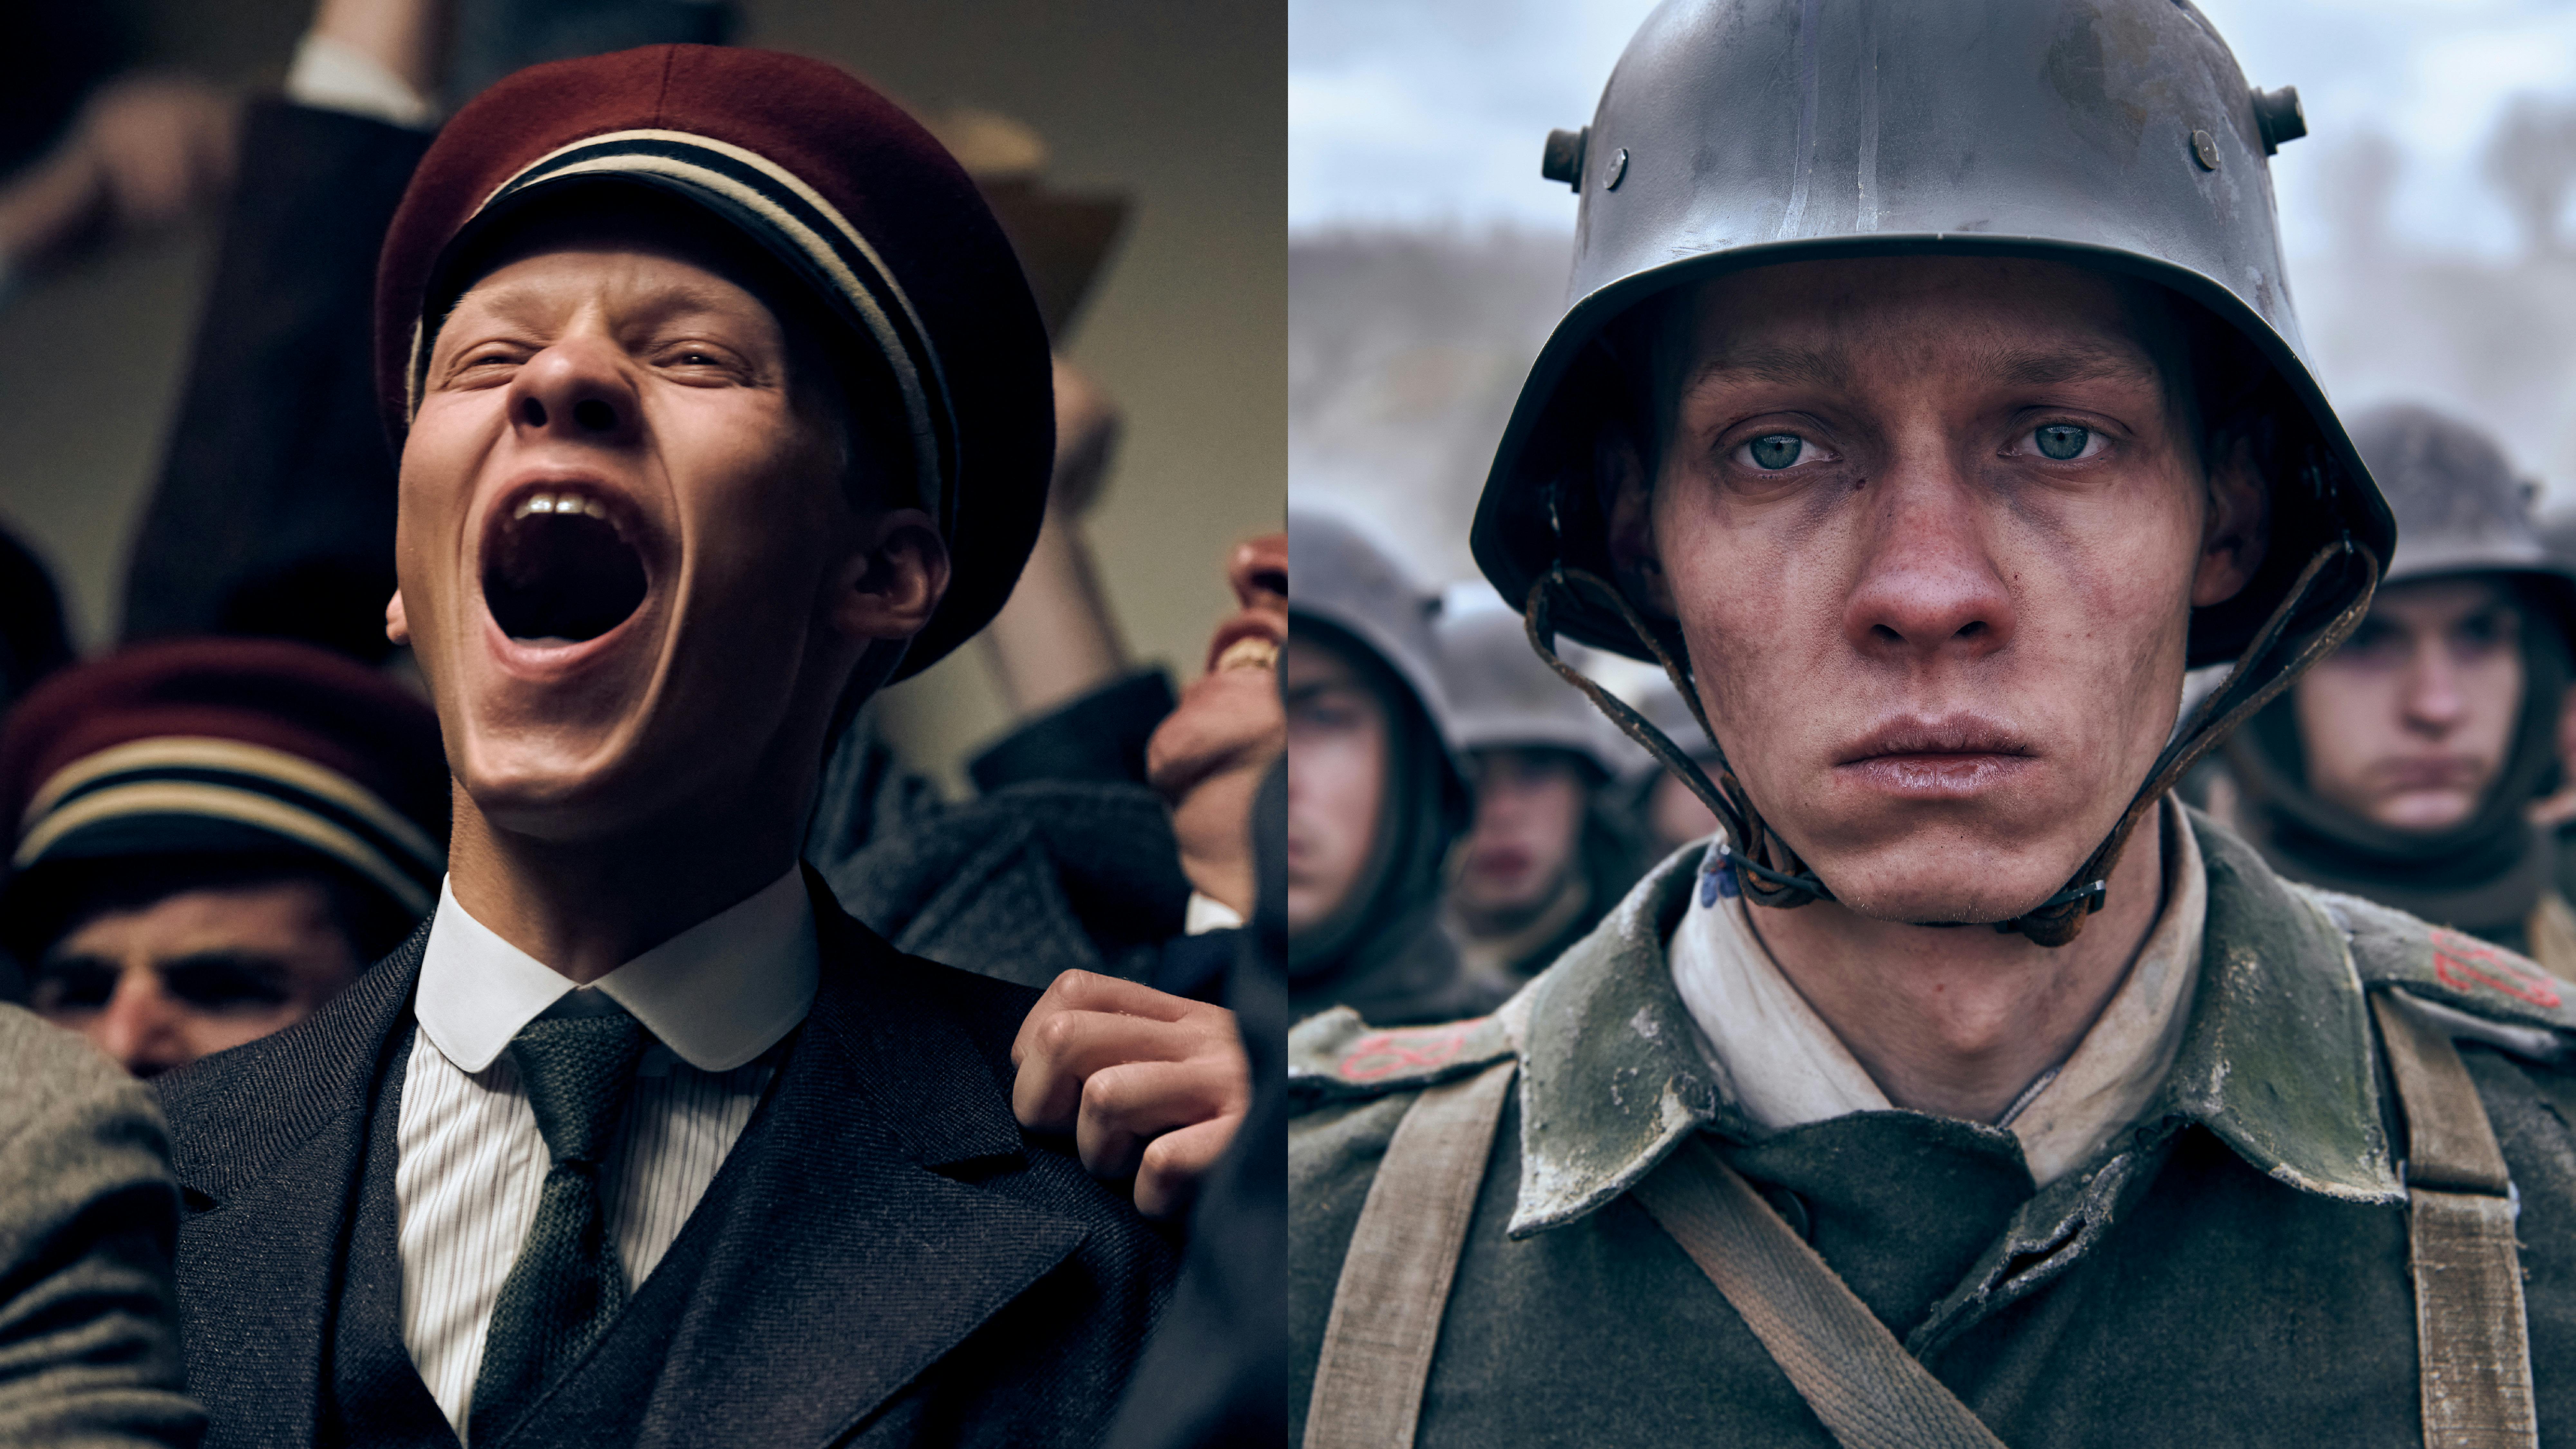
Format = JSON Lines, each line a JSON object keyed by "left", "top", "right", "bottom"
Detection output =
{"left": 0, "top": 638, "right": 449, "bottom": 920}
{"left": 374, "top": 45, "right": 1053, "bottom": 680}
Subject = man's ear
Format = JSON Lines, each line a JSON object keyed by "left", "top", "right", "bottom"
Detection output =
{"left": 2191, "top": 432, "right": 2270, "bottom": 609}
{"left": 1601, "top": 429, "right": 1676, "bottom": 617}
{"left": 386, "top": 591, "right": 410, "bottom": 647}
{"left": 828, "top": 508, "right": 951, "bottom": 643}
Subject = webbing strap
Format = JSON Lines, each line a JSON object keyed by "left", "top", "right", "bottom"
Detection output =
{"left": 1633, "top": 1136, "right": 2009, "bottom": 1449}
{"left": 1302, "top": 1059, "right": 1516, "bottom": 1449}
{"left": 2373, "top": 991, "right": 2540, "bottom": 1448}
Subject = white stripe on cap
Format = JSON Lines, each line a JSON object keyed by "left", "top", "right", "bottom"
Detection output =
{"left": 410, "top": 127, "right": 956, "bottom": 533}
{"left": 17, "top": 780, "right": 436, "bottom": 916}
{"left": 23, "top": 735, "right": 445, "bottom": 872}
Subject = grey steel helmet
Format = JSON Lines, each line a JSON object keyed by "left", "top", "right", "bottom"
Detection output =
{"left": 1468, "top": 0, "right": 2394, "bottom": 945}
{"left": 1473, "top": 0, "right": 2389, "bottom": 670}
{"left": 1434, "top": 582, "right": 1642, "bottom": 779}
{"left": 2353, "top": 402, "right": 2576, "bottom": 637}
{"left": 1288, "top": 502, "right": 1457, "bottom": 753}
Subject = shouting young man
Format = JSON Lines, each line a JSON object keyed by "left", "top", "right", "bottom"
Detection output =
{"left": 156, "top": 47, "right": 1176, "bottom": 1448}
{"left": 1293, "top": 2, "right": 2576, "bottom": 1444}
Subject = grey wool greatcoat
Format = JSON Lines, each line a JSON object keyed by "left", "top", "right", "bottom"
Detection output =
{"left": 156, "top": 872, "right": 1176, "bottom": 1449}
{"left": 1291, "top": 811, "right": 2576, "bottom": 1446}
{"left": 0, "top": 1006, "right": 203, "bottom": 1447}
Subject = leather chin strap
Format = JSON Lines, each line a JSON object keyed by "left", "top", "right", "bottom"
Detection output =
{"left": 1520, "top": 536, "right": 2380, "bottom": 947}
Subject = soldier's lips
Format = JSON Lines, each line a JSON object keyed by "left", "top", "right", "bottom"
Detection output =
{"left": 1835, "top": 718, "right": 2035, "bottom": 799}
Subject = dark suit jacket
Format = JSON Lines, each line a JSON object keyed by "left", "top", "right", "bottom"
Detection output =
{"left": 154, "top": 876, "right": 1176, "bottom": 1448}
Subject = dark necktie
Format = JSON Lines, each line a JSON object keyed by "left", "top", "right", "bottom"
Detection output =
{"left": 469, "top": 1004, "right": 645, "bottom": 1444}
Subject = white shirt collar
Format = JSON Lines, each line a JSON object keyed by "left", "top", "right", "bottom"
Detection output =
{"left": 417, "top": 868, "right": 819, "bottom": 1074}
{"left": 1670, "top": 795, "right": 2206, "bottom": 1186}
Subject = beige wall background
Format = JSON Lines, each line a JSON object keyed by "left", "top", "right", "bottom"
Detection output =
{"left": 0, "top": 0, "right": 1284, "bottom": 794}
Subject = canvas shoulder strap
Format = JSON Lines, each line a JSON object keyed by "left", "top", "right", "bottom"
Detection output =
{"left": 1632, "top": 1136, "right": 2008, "bottom": 1449}
{"left": 1304, "top": 989, "right": 2536, "bottom": 1449}
{"left": 1302, "top": 1057, "right": 1516, "bottom": 1449}
{"left": 2524, "top": 890, "right": 2576, "bottom": 987}
{"left": 2373, "top": 989, "right": 2540, "bottom": 1448}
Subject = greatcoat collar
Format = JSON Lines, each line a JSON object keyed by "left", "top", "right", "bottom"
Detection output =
{"left": 1501, "top": 813, "right": 2401, "bottom": 1236}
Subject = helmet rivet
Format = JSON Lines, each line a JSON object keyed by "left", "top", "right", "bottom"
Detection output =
{"left": 2190, "top": 129, "right": 2220, "bottom": 172}
{"left": 1605, "top": 147, "right": 1629, "bottom": 189}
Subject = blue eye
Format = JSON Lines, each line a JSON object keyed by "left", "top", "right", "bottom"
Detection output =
{"left": 2034, "top": 424, "right": 2091, "bottom": 460}
{"left": 1746, "top": 434, "right": 1805, "bottom": 470}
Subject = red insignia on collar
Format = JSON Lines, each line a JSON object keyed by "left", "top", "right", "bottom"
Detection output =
{"left": 1339, "top": 1024, "right": 1475, "bottom": 1082}
{"left": 2430, "top": 928, "right": 2563, "bottom": 1010}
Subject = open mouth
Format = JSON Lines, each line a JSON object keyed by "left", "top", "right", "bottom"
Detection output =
{"left": 1206, "top": 613, "right": 1284, "bottom": 675}
{"left": 482, "top": 490, "right": 650, "bottom": 646}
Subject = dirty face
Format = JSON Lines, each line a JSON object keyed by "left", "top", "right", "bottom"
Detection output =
{"left": 2294, "top": 577, "right": 2523, "bottom": 831}
{"left": 1454, "top": 747, "right": 1589, "bottom": 927}
{"left": 1148, "top": 533, "right": 1288, "bottom": 903}
{"left": 1608, "top": 256, "right": 2265, "bottom": 923}
{"left": 31, "top": 878, "right": 362, "bottom": 1077}
{"left": 1285, "top": 630, "right": 1390, "bottom": 935}
{"left": 391, "top": 226, "right": 945, "bottom": 841}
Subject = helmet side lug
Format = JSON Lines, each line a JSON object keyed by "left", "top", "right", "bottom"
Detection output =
{"left": 1542, "top": 126, "right": 1589, "bottom": 190}
{"left": 2253, "top": 85, "right": 2307, "bottom": 155}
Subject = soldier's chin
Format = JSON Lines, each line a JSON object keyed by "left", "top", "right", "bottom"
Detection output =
{"left": 1803, "top": 851, "right": 2082, "bottom": 929}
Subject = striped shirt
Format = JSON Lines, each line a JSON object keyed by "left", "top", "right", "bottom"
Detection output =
{"left": 396, "top": 870, "right": 818, "bottom": 1441}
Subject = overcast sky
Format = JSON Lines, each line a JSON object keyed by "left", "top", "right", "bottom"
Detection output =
{"left": 1289, "top": 0, "right": 2576, "bottom": 260}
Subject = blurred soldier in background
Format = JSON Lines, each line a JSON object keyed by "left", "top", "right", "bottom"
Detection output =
{"left": 1618, "top": 668, "right": 1723, "bottom": 860}
{"left": 1434, "top": 582, "right": 1645, "bottom": 991}
{"left": 1, "top": 638, "right": 445, "bottom": 1077}
{"left": 1287, "top": 504, "right": 1487, "bottom": 1025}
{"left": 2219, "top": 403, "right": 2576, "bottom": 973}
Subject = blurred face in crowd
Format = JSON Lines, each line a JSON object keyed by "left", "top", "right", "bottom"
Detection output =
{"left": 1608, "top": 256, "right": 2265, "bottom": 924}
{"left": 391, "top": 211, "right": 946, "bottom": 842}
{"left": 1454, "top": 747, "right": 1589, "bottom": 931}
{"left": 1286, "top": 631, "right": 1390, "bottom": 934}
{"left": 2293, "top": 578, "right": 2524, "bottom": 831}
{"left": 1645, "top": 769, "right": 1722, "bottom": 856}
{"left": 30, "top": 878, "right": 363, "bottom": 1077}
{"left": 1148, "top": 533, "right": 1288, "bottom": 912}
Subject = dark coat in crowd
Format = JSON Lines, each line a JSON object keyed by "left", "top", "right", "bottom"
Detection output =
{"left": 121, "top": 100, "right": 431, "bottom": 662}
{"left": 810, "top": 674, "right": 1236, "bottom": 1003}
{"left": 0, "top": 1005, "right": 202, "bottom": 1447}
{"left": 1291, "top": 814, "right": 2576, "bottom": 1445}
{"left": 1106, "top": 760, "right": 1288, "bottom": 1449}
{"left": 157, "top": 875, "right": 1176, "bottom": 1449}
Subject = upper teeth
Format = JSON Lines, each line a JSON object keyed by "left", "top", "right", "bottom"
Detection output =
{"left": 1215, "top": 637, "right": 1278, "bottom": 673}
{"left": 514, "top": 493, "right": 611, "bottom": 521}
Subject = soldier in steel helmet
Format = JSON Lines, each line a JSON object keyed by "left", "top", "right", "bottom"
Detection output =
{"left": 2215, "top": 402, "right": 2576, "bottom": 976}
{"left": 1292, "top": 2, "right": 2576, "bottom": 1443}
{"left": 1433, "top": 582, "right": 1649, "bottom": 993}
{"left": 1287, "top": 504, "right": 1496, "bottom": 1027}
